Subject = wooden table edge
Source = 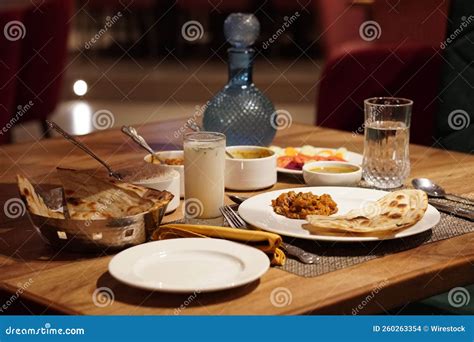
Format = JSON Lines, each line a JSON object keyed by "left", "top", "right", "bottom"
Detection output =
{"left": 0, "top": 282, "right": 81, "bottom": 315}
{"left": 2, "top": 230, "right": 474, "bottom": 315}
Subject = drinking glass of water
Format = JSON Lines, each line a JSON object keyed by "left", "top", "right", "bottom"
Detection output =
{"left": 362, "top": 97, "right": 412, "bottom": 189}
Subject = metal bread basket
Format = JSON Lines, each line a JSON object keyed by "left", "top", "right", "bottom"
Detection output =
{"left": 24, "top": 187, "right": 171, "bottom": 252}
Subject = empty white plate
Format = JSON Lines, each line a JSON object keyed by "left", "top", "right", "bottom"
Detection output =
{"left": 108, "top": 238, "right": 270, "bottom": 293}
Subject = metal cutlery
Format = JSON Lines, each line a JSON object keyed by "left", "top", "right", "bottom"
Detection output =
{"left": 220, "top": 204, "right": 318, "bottom": 264}
{"left": 184, "top": 122, "right": 234, "bottom": 159}
{"left": 428, "top": 201, "right": 474, "bottom": 221}
{"left": 185, "top": 121, "right": 201, "bottom": 132}
{"left": 121, "top": 125, "right": 166, "bottom": 164}
{"left": 412, "top": 178, "right": 474, "bottom": 206}
{"left": 227, "top": 195, "right": 248, "bottom": 205}
{"left": 46, "top": 120, "right": 124, "bottom": 180}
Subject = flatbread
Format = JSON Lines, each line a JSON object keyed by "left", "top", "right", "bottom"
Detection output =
{"left": 56, "top": 168, "right": 171, "bottom": 220}
{"left": 305, "top": 189, "right": 428, "bottom": 236}
{"left": 16, "top": 175, "right": 64, "bottom": 219}
{"left": 108, "top": 177, "right": 174, "bottom": 211}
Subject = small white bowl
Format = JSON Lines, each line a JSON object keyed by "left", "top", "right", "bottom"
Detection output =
{"left": 303, "top": 161, "right": 362, "bottom": 186}
{"left": 225, "top": 146, "right": 277, "bottom": 191}
{"left": 125, "top": 166, "right": 180, "bottom": 214}
{"left": 144, "top": 150, "right": 184, "bottom": 197}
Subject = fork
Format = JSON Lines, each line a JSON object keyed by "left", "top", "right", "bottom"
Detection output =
{"left": 219, "top": 205, "right": 318, "bottom": 264}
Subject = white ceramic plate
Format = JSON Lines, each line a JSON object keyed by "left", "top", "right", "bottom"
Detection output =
{"left": 108, "top": 238, "right": 270, "bottom": 293}
{"left": 238, "top": 187, "right": 440, "bottom": 242}
{"left": 276, "top": 147, "right": 363, "bottom": 175}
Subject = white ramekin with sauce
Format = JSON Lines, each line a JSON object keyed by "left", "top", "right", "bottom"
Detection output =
{"left": 225, "top": 146, "right": 277, "bottom": 191}
{"left": 144, "top": 150, "right": 184, "bottom": 197}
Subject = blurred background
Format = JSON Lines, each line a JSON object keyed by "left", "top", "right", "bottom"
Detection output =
{"left": 1, "top": 0, "right": 472, "bottom": 152}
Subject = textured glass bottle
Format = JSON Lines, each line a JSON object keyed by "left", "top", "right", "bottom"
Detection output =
{"left": 203, "top": 13, "right": 276, "bottom": 146}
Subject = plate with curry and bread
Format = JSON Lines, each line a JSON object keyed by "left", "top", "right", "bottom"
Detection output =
{"left": 238, "top": 187, "right": 440, "bottom": 242}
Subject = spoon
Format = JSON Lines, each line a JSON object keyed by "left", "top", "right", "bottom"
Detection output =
{"left": 46, "top": 120, "right": 123, "bottom": 180}
{"left": 185, "top": 121, "right": 201, "bottom": 133}
{"left": 121, "top": 125, "right": 166, "bottom": 164}
{"left": 184, "top": 122, "right": 234, "bottom": 159}
{"left": 228, "top": 195, "right": 248, "bottom": 204}
{"left": 412, "top": 178, "right": 474, "bottom": 205}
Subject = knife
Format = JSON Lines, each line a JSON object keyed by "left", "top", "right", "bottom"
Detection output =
{"left": 429, "top": 201, "right": 474, "bottom": 221}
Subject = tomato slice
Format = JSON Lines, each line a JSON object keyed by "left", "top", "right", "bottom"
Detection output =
{"left": 277, "top": 156, "right": 293, "bottom": 168}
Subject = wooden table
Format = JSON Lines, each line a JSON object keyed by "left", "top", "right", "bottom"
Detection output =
{"left": 1, "top": 119, "right": 474, "bottom": 315}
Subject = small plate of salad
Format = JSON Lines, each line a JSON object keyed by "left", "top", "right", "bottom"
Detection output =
{"left": 270, "top": 145, "right": 363, "bottom": 175}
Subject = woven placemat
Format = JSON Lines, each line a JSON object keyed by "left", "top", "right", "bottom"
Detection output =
{"left": 168, "top": 189, "right": 474, "bottom": 278}
{"left": 277, "top": 196, "right": 474, "bottom": 277}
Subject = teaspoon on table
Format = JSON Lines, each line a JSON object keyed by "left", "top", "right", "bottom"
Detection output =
{"left": 46, "top": 120, "right": 124, "bottom": 180}
{"left": 412, "top": 178, "right": 474, "bottom": 205}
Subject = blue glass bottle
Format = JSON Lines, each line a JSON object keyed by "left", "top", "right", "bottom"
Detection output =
{"left": 203, "top": 13, "right": 276, "bottom": 146}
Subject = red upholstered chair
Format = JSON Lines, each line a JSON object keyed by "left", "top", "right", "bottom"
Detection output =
{"left": 316, "top": 43, "right": 443, "bottom": 146}
{"left": 84, "top": 0, "right": 157, "bottom": 10}
{"left": 0, "top": 7, "right": 23, "bottom": 145}
{"left": 0, "top": 0, "right": 73, "bottom": 144}
{"left": 314, "top": 0, "right": 368, "bottom": 57}
{"left": 315, "top": 0, "right": 449, "bottom": 146}
{"left": 14, "top": 0, "right": 73, "bottom": 138}
{"left": 176, "top": 0, "right": 252, "bottom": 12}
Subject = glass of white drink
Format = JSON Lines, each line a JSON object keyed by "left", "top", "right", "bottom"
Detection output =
{"left": 362, "top": 97, "right": 412, "bottom": 189}
{"left": 184, "top": 132, "right": 226, "bottom": 219}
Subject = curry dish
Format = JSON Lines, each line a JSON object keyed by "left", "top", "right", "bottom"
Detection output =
{"left": 271, "top": 191, "right": 338, "bottom": 219}
{"left": 164, "top": 158, "right": 184, "bottom": 165}
{"left": 151, "top": 157, "right": 184, "bottom": 165}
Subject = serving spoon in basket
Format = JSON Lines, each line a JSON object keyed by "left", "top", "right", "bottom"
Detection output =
{"left": 46, "top": 120, "right": 124, "bottom": 180}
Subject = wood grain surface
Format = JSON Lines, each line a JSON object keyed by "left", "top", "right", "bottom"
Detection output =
{"left": 1, "top": 119, "right": 473, "bottom": 315}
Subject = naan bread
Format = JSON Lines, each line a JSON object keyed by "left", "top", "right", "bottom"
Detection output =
{"left": 305, "top": 189, "right": 428, "bottom": 236}
{"left": 107, "top": 177, "right": 174, "bottom": 211}
{"left": 56, "top": 168, "right": 171, "bottom": 220}
{"left": 16, "top": 175, "right": 64, "bottom": 219}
